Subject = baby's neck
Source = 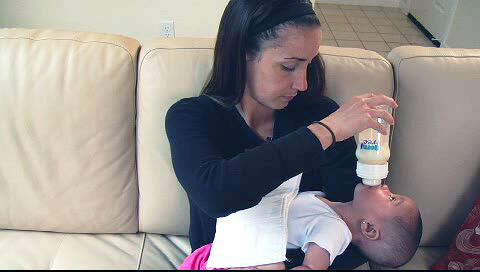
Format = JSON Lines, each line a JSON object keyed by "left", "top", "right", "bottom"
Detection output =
{"left": 315, "top": 195, "right": 361, "bottom": 244}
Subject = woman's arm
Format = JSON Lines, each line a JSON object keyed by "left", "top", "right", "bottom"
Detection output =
{"left": 297, "top": 96, "right": 360, "bottom": 202}
{"left": 317, "top": 136, "right": 361, "bottom": 202}
{"left": 165, "top": 98, "right": 329, "bottom": 218}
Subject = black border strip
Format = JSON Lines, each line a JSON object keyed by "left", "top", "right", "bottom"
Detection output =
{"left": 408, "top": 13, "right": 441, "bottom": 48}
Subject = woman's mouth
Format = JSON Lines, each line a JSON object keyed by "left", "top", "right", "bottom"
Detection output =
{"left": 281, "top": 95, "right": 295, "bottom": 101}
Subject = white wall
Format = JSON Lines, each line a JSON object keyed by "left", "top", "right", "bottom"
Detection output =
{"left": 444, "top": 0, "right": 480, "bottom": 48}
{"left": 399, "top": 0, "right": 412, "bottom": 14}
{"left": 0, "top": 0, "right": 229, "bottom": 42}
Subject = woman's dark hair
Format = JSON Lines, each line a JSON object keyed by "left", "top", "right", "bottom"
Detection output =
{"left": 201, "top": 0, "right": 326, "bottom": 108}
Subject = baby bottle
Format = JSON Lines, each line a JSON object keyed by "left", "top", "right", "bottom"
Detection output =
{"left": 355, "top": 105, "right": 391, "bottom": 186}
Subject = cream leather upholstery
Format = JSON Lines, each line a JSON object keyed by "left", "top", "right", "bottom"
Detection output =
{"left": 136, "top": 38, "right": 214, "bottom": 236}
{"left": 1, "top": 28, "right": 479, "bottom": 270}
{"left": 320, "top": 46, "right": 394, "bottom": 106}
{"left": 387, "top": 46, "right": 480, "bottom": 247}
{"left": 370, "top": 46, "right": 480, "bottom": 270}
{"left": 0, "top": 229, "right": 189, "bottom": 269}
{"left": 0, "top": 28, "right": 139, "bottom": 233}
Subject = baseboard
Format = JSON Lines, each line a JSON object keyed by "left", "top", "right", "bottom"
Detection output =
{"left": 315, "top": 0, "right": 400, "bottom": 7}
{"left": 407, "top": 13, "right": 441, "bottom": 47}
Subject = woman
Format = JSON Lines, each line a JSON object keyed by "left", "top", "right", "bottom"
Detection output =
{"left": 166, "top": 0, "right": 397, "bottom": 269}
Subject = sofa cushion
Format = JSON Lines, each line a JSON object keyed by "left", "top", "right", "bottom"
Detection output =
{"left": 136, "top": 40, "right": 394, "bottom": 236}
{"left": 0, "top": 28, "right": 140, "bottom": 233}
{"left": 0, "top": 229, "right": 189, "bottom": 270}
{"left": 387, "top": 46, "right": 480, "bottom": 247}
{"left": 320, "top": 46, "right": 394, "bottom": 107}
{"left": 136, "top": 38, "right": 215, "bottom": 236}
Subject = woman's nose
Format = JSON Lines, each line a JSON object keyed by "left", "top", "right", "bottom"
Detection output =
{"left": 292, "top": 70, "right": 308, "bottom": 92}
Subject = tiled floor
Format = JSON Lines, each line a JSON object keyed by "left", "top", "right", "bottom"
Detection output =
{"left": 314, "top": 3, "right": 436, "bottom": 57}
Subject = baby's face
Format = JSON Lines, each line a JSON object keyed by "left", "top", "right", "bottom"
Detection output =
{"left": 352, "top": 183, "right": 418, "bottom": 221}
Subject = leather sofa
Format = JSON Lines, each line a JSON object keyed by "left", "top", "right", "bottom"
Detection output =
{"left": 0, "top": 28, "right": 479, "bottom": 270}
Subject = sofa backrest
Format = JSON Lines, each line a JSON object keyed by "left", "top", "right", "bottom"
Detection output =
{"left": 387, "top": 46, "right": 480, "bottom": 247}
{"left": 0, "top": 28, "right": 140, "bottom": 233}
{"left": 136, "top": 38, "right": 215, "bottom": 235}
{"left": 138, "top": 38, "right": 394, "bottom": 235}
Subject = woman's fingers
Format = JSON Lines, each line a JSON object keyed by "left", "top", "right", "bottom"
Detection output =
{"left": 367, "top": 108, "right": 395, "bottom": 125}
{"left": 358, "top": 92, "right": 376, "bottom": 99}
{"left": 368, "top": 118, "right": 388, "bottom": 135}
{"left": 365, "top": 94, "right": 398, "bottom": 109}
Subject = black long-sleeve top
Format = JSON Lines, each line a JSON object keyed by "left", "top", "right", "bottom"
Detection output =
{"left": 165, "top": 94, "right": 365, "bottom": 269}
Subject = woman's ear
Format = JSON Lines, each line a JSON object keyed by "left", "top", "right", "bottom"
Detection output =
{"left": 360, "top": 220, "right": 380, "bottom": 241}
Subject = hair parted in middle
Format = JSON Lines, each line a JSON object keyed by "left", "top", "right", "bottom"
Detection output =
{"left": 201, "top": 0, "right": 326, "bottom": 108}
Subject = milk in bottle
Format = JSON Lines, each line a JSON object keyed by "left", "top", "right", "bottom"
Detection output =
{"left": 355, "top": 105, "right": 391, "bottom": 186}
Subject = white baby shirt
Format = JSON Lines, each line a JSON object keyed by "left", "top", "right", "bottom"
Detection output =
{"left": 207, "top": 173, "right": 303, "bottom": 269}
{"left": 287, "top": 191, "right": 352, "bottom": 265}
{"left": 207, "top": 174, "right": 352, "bottom": 269}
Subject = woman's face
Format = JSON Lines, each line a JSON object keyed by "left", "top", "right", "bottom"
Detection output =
{"left": 244, "top": 26, "right": 322, "bottom": 110}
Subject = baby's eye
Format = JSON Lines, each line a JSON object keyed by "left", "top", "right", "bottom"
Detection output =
{"left": 389, "top": 195, "right": 396, "bottom": 202}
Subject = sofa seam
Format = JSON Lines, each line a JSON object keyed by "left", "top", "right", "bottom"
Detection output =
{"left": 394, "top": 54, "right": 480, "bottom": 100}
{"left": 133, "top": 45, "right": 141, "bottom": 234}
{"left": 48, "top": 233, "right": 66, "bottom": 270}
{"left": 136, "top": 48, "right": 391, "bottom": 79}
{"left": 393, "top": 54, "right": 480, "bottom": 79}
{"left": 138, "top": 47, "right": 212, "bottom": 79}
{"left": 320, "top": 53, "right": 392, "bottom": 66}
{"left": 136, "top": 232, "right": 147, "bottom": 270}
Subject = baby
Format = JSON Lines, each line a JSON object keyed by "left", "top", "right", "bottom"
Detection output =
{"left": 179, "top": 183, "right": 423, "bottom": 270}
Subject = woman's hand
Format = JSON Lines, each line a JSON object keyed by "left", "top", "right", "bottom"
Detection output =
{"left": 320, "top": 92, "right": 398, "bottom": 142}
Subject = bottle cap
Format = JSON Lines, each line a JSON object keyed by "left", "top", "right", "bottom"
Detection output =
{"left": 362, "top": 178, "right": 382, "bottom": 186}
{"left": 357, "top": 162, "right": 389, "bottom": 181}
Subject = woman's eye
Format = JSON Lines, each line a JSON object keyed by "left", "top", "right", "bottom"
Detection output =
{"left": 282, "top": 65, "right": 295, "bottom": 72}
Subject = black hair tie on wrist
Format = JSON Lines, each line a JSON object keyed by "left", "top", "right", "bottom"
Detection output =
{"left": 312, "top": 121, "right": 336, "bottom": 149}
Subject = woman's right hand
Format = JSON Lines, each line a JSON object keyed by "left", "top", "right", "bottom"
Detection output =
{"left": 320, "top": 92, "right": 398, "bottom": 142}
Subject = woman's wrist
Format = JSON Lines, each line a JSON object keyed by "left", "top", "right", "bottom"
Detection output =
{"left": 312, "top": 121, "right": 336, "bottom": 148}
{"left": 307, "top": 122, "right": 334, "bottom": 150}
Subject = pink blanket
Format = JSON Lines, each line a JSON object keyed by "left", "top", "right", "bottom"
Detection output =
{"left": 179, "top": 243, "right": 227, "bottom": 270}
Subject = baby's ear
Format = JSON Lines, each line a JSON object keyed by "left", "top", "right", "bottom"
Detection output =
{"left": 360, "top": 220, "right": 380, "bottom": 241}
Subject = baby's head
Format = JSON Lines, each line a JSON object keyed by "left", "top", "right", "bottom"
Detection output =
{"left": 351, "top": 183, "right": 423, "bottom": 268}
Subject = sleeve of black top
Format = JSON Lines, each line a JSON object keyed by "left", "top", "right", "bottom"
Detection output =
{"left": 317, "top": 100, "right": 361, "bottom": 202}
{"left": 165, "top": 98, "right": 330, "bottom": 219}
{"left": 319, "top": 136, "right": 361, "bottom": 202}
{"left": 298, "top": 98, "right": 361, "bottom": 202}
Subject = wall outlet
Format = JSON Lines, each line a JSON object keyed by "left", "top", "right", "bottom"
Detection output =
{"left": 159, "top": 21, "right": 175, "bottom": 38}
